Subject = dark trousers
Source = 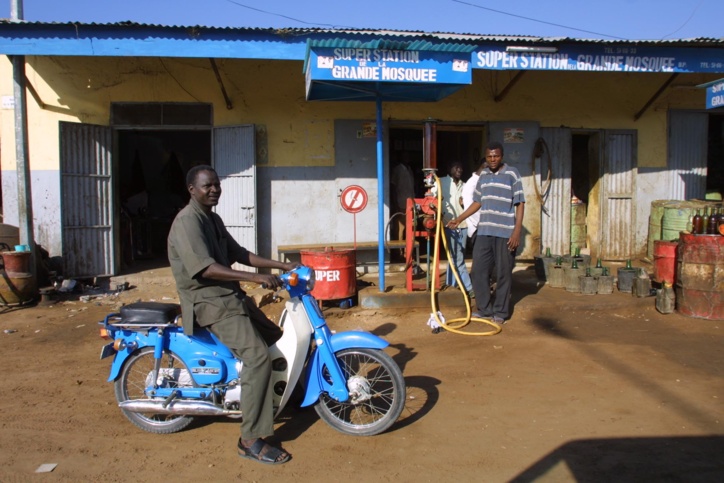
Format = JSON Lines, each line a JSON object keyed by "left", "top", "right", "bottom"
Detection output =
{"left": 471, "top": 235, "right": 515, "bottom": 319}
{"left": 207, "top": 300, "right": 280, "bottom": 440}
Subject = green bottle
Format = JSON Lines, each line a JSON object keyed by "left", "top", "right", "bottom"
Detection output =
{"left": 571, "top": 258, "right": 579, "bottom": 269}
{"left": 545, "top": 247, "right": 552, "bottom": 258}
{"left": 585, "top": 267, "right": 591, "bottom": 277}
{"left": 595, "top": 258, "right": 603, "bottom": 269}
{"left": 555, "top": 256, "right": 563, "bottom": 266}
{"left": 625, "top": 259, "right": 633, "bottom": 269}
{"left": 603, "top": 267, "right": 609, "bottom": 276}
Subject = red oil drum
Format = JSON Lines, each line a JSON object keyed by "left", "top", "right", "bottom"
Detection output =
{"left": 300, "top": 248, "right": 357, "bottom": 301}
{"left": 675, "top": 233, "right": 723, "bottom": 320}
{"left": 653, "top": 240, "right": 678, "bottom": 284}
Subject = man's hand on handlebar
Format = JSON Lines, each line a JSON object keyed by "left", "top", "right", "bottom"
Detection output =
{"left": 282, "top": 262, "right": 301, "bottom": 272}
{"left": 258, "top": 273, "right": 284, "bottom": 290}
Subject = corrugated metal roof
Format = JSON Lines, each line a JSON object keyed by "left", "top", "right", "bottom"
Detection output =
{"left": 1, "top": 19, "right": 722, "bottom": 47}
{"left": 306, "top": 38, "right": 478, "bottom": 52}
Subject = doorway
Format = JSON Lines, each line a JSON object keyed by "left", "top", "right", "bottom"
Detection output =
{"left": 387, "top": 125, "right": 484, "bottom": 261}
{"left": 707, "top": 113, "right": 724, "bottom": 195}
{"left": 570, "top": 132, "right": 600, "bottom": 255}
{"left": 117, "top": 129, "right": 211, "bottom": 268}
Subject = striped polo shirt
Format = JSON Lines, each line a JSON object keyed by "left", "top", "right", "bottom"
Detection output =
{"left": 473, "top": 164, "right": 525, "bottom": 239}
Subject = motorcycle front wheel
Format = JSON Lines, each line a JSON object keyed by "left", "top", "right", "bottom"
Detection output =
{"left": 315, "top": 348, "right": 405, "bottom": 436}
{"left": 114, "top": 347, "right": 195, "bottom": 434}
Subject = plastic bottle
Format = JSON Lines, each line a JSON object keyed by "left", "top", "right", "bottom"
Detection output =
{"left": 692, "top": 209, "right": 703, "bottom": 235}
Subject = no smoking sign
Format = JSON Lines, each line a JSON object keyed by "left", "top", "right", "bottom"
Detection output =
{"left": 340, "top": 185, "right": 368, "bottom": 214}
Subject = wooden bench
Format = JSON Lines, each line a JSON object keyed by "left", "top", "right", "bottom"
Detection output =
{"left": 277, "top": 240, "right": 419, "bottom": 265}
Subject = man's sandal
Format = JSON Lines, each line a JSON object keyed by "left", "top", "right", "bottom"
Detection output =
{"left": 237, "top": 438, "right": 291, "bottom": 465}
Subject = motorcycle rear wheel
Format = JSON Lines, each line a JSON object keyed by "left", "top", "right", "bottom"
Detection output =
{"left": 314, "top": 348, "right": 405, "bottom": 436}
{"left": 114, "top": 347, "right": 195, "bottom": 434}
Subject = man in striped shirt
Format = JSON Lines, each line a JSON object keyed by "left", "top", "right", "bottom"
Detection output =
{"left": 446, "top": 141, "right": 525, "bottom": 324}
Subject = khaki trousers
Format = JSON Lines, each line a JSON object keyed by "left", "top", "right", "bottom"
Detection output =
{"left": 207, "top": 308, "right": 276, "bottom": 440}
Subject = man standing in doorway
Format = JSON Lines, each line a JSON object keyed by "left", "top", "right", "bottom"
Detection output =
{"left": 439, "top": 161, "right": 473, "bottom": 298}
{"left": 168, "top": 165, "right": 296, "bottom": 465}
{"left": 462, "top": 157, "right": 487, "bottom": 245}
{"left": 447, "top": 142, "right": 525, "bottom": 324}
{"left": 390, "top": 151, "right": 416, "bottom": 261}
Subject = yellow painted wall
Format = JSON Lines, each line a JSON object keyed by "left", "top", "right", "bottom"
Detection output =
{"left": 0, "top": 55, "right": 719, "bottom": 259}
{"left": 1, "top": 56, "right": 717, "bottom": 172}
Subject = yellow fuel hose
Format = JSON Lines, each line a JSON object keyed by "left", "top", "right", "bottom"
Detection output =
{"left": 430, "top": 173, "right": 502, "bottom": 336}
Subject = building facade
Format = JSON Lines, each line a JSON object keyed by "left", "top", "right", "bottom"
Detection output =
{"left": 0, "top": 23, "right": 722, "bottom": 278}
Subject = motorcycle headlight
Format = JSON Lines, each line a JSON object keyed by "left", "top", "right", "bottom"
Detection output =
{"left": 306, "top": 269, "right": 316, "bottom": 291}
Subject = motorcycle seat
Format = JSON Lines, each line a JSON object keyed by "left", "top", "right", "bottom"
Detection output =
{"left": 120, "top": 302, "right": 181, "bottom": 325}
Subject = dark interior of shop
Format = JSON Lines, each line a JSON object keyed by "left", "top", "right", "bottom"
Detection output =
{"left": 118, "top": 129, "right": 211, "bottom": 268}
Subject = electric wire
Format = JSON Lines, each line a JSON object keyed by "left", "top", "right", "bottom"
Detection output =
{"left": 532, "top": 137, "right": 552, "bottom": 215}
{"left": 223, "top": 0, "right": 348, "bottom": 28}
{"left": 451, "top": 0, "right": 627, "bottom": 40}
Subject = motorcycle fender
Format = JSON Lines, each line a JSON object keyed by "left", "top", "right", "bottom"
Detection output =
{"left": 108, "top": 346, "right": 136, "bottom": 382}
{"left": 107, "top": 330, "right": 160, "bottom": 382}
{"left": 300, "top": 331, "right": 389, "bottom": 407}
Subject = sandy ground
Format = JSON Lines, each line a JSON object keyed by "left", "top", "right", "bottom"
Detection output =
{"left": 0, "top": 267, "right": 722, "bottom": 482}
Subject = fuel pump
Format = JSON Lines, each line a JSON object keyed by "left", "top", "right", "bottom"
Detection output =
{"left": 404, "top": 168, "right": 442, "bottom": 292}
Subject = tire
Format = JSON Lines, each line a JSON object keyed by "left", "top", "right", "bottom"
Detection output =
{"left": 114, "top": 347, "right": 195, "bottom": 434}
{"left": 314, "top": 348, "right": 405, "bottom": 436}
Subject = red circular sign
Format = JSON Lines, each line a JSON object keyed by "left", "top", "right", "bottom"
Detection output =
{"left": 340, "top": 185, "right": 368, "bottom": 214}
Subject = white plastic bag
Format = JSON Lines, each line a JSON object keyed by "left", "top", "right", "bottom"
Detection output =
{"left": 426, "top": 311, "right": 445, "bottom": 330}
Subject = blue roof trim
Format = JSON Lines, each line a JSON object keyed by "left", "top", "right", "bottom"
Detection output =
{"left": 0, "top": 23, "right": 310, "bottom": 59}
{"left": 0, "top": 21, "right": 721, "bottom": 67}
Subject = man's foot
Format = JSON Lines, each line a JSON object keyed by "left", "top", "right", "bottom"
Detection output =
{"left": 238, "top": 438, "right": 291, "bottom": 465}
{"left": 472, "top": 311, "right": 492, "bottom": 319}
{"left": 493, "top": 316, "right": 506, "bottom": 325}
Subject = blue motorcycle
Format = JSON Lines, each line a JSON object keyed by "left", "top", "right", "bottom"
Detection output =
{"left": 99, "top": 265, "right": 405, "bottom": 436}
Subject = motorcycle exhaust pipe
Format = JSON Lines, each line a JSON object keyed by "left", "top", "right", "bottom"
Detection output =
{"left": 118, "top": 399, "right": 241, "bottom": 417}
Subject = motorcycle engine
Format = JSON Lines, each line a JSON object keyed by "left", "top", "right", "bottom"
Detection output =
{"left": 147, "top": 368, "right": 194, "bottom": 388}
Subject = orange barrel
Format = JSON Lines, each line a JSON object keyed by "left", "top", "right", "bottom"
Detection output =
{"left": 653, "top": 240, "right": 678, "bottom": 284}
{"left": 300, "top": 248, "right": 357, "bottom": 301}
{"left": 675, "top": 233, "right": 723, "bottom": 320}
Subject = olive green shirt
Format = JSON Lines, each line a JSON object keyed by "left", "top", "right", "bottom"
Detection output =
{"left": 167, "top": 199, "right": 250, "bottom": 335}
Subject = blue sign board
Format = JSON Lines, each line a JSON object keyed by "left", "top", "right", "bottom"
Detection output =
{"left": 473, "top": 44, "right": 724, "bottom": 73}
{"left": 698, "top": 78, "right": 724, "bottom": 109}
{"left": 306, "top": 47, "right": 472, "bottom": 87}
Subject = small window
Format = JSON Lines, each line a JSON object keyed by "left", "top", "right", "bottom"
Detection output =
{"left": 111, "top": 103, "right": 212, "bottom": 126}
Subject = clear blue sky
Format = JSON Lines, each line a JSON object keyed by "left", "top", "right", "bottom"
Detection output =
{"left": 11, "top": 0, "right": 723, "bottom": 41}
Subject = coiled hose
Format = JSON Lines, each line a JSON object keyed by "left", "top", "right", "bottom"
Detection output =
{"left": 429, "top": 173, "right": 502, "bottom": 336}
